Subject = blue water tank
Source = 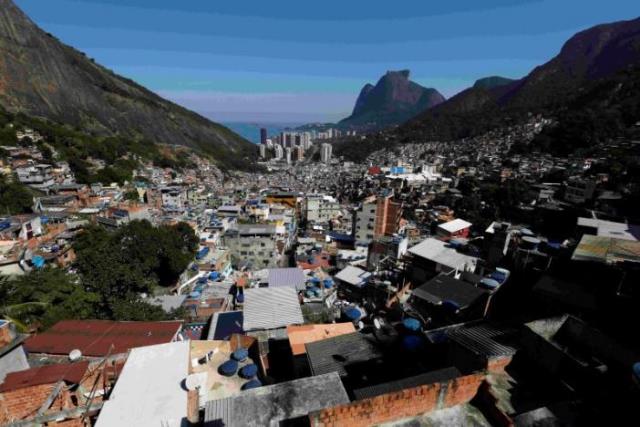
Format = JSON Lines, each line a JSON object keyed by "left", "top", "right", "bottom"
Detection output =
{"left": 209, "top": 271, "right": 219, "bottom": 281}
{"left": 241, "top": 379, "right": 262, "bottom": 390}
{"left": 323, "top": 279, "right": 333, "bottom": 289}
{"left": 442, "top": 300, "right": 461, "bottom": 312}
{"left": 402, "top": 318, "right": 421, "bottom": 332}
{"left": 232, "top": 348, "right": 249, "bottom": 362}
{"left": 32, "top": 255, "right": 45, "bottom": 269}
{"left": 344, "top": 308, "right": 362, "bottom": 321}
{"left": 490, "top": 271, "right": 508, "bottom": 284}
{"left": 480, "top": 278, "right": 500, "bottom": 290}
{"left": 239, "top": 364, "right": 258, "bottom": 379}
{"left": 219, "top": 360, "right": 238, "bottom": 376}
{"left": 402, "top": 335, "right": 424, "bottom": 350}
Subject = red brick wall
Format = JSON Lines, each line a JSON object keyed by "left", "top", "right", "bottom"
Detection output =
{"left": 0, "top": 383, "right": 58, "bottom": 424}
{"left": 309, "top": 373, "right": 484, "bottom": 426}
{"left": 487, "top": 357, "right": 513, "bottom": 374}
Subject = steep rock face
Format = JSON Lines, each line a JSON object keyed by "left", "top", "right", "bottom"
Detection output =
{"left": 339, "top": 70, "right": 445, "bottom": 130}
{"left": 0, "top": 0, "right": 252, "bottom": 157}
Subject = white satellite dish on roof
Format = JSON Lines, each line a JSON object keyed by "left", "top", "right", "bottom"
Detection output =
{"left": 185, "top": 373, "right": 206, "bottom": 391}
{"left": 69, "top": 349, "right": 82, "bottom": 361}
{"left": 373, "top": 318, "right": 382, "bottom": 329}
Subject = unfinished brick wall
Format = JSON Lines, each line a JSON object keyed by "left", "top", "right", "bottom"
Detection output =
{"left": 309, "top": 373, "right": 484, "bottom": 427}
{"left": 0, "top": 383, "right": 61, "bottom": 424}
{"left": 487, "top": 356, "right": 513, "bottom": 374}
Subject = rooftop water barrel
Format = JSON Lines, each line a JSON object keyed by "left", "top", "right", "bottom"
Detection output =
{"left": 521, "top": 236, "right": 541, "bottom": 250}
{"left": 239, "top": 364, "right": 258, "bottom": 379}
{"left": 241, "top": 379, "right": 262, "bottom": 390}
{"left": 480, "top": 278, "right": 500, "bottom": 290}
{"left": 219, "top": 360, "right": 238, "bottom": 376}
{"left": 402, "top": 318, "right": 421, "bottom": 332}
{"left": 232, "top": 348, "right": 249, "bottom": 362}
{"left": 344, "top": 307, "right": 362, "bottom": 321}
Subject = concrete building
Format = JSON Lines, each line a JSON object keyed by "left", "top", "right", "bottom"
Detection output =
{"left": 223, "top": 224, "right": 279, "bottom": 269}
{"left": 565, "top": 177, "right": 596, "bottom": 204}
{"left": 0, "top": 321, "right": 29, "bottom": 383}
{"left": 304, "top": 195, "right": 341, "bottom": 223}
{"left": 260, "top": 127, "right": 267, "bottom": 145}
{"left": 320, "top": 143, "right": 332, "bottom": 163}
{"left": 160, "top": 186, "right": 187, "bottom": 209}
{"left": 15, "top": 164, "right": 54, "bottom": 189}
{"left": 274, "top": 144, "right": 284, "bottom": 160}
{"left": 354, "top": 194, "right": 402, "bottom": 245}
{"left": 285, "top": 147, "right": 292, "bottom": 164}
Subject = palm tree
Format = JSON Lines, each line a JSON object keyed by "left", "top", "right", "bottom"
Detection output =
{"left": 0, "top": 275, "right": 48, "bottom": 332}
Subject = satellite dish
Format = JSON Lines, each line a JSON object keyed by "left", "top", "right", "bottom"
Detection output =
{"left": 69, "top": 349, "right": 82, "bottom": 361}
{"left": 373, "top": 318, "right": 382, "bottom": 329}
{"left": 185, "top": 373, "right": 205, "bottom": 391}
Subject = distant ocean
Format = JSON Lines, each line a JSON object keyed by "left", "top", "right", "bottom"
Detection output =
{"left": 223, "top": 122, "right": 304, "bottom": 144}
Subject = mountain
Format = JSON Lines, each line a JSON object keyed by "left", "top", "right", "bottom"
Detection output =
{"left": 339, "top": 70, "right": 445, "bottom": 131}
{"left": 399, "top": 17, "right": 640, "bottom": 142}
{"left": 472, "top": 76, "right": 515, "bottom": 90}
{"left": 0, "top": 0, "right": 254, "bottom": 168}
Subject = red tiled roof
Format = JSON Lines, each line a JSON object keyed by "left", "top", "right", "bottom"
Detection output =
{"left": 0, "top": 361, "right": 89, "bottom": 392}
{"left": 24, "top": 320, "right": 183, "bottom": 357}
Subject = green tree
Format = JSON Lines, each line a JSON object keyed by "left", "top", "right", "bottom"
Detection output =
{"left": 73, "top": 220, "right": 198, "bottom": 318}
{"left": 0, "top": 175, "right": 34, "bottom": 215}
{"left": 1, "top": 268, "right": 98, "bottom": 330}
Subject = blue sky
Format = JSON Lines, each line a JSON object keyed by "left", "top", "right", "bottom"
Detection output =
{"left": 15, "top": 0, "right": 639, "bottom": 123}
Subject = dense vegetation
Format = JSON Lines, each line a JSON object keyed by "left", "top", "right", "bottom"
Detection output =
{"left": 530, "top": 67, "right": 640, "bottom": 155}
{"left": 0, "top": 220, "right": 197, "bottom": 330}
{"left": 0, "top": 106, "right": 258, "bottom": 186}
{"left": 0, "top": 174, "right": 35, "bottom": 215}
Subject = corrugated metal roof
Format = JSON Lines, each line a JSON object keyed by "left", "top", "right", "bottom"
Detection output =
{"left": 572, "top": 235, "right": 640, "bottom": 264}
{"left": 412, "top": 275, "right": 488, "bottom": 309}
{"left": 24, "top": 320, "right": 183, "bottom": 357}
{"left": 204, "top": 372, "right": 349, "bottom": 427}
{"left": 287, "top": 323, "right": 356, "bottom": 356}
{"left": 352, "top": 367, "right": 462, "bottom": 400}
{"left": 267, "top": 268, "right": 306, "bottom": 290}
{"left": 408, "top": 238, "right": 478, "bottom": 271}
{"left": 305, "top": 332, "right": 383, "bottom": 377}
{"left": 447, "top": 323, "right": 518, "bottom": 358}
{"left": 242, "top": 288, "right": 303, "bottom": 331}
{"left": 0, "top": 361, "right": 89, "bottom": 392}
{"left": 335, "top": 265, "right": 371, "bottom": 287}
